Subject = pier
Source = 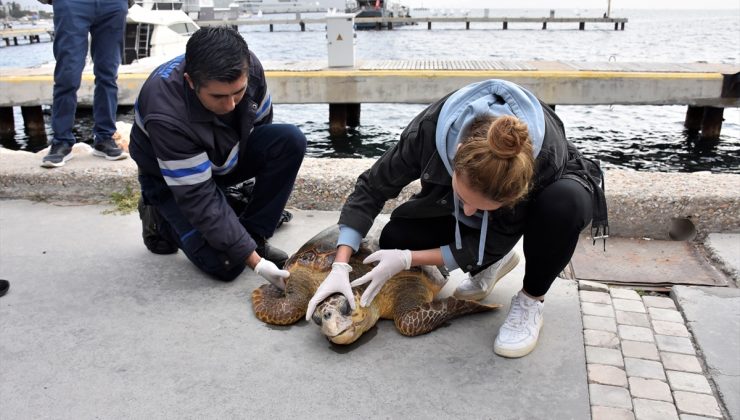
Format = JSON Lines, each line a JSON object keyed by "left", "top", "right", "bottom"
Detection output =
{"left": 0, "top": 59, "right": 736, "bottom": 139}
{"left": 196, "top": 15, "right": 628, "bottom": 32}
{"left": 0, "top": 27, "right": 55, "bottom": 47}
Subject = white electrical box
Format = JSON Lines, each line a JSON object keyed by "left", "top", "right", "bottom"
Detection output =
{"left": 326, "top": 13, "right": 355, "bottom": 68}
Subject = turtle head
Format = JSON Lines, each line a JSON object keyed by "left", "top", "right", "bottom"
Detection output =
{"left": 311, "top": 292, "right": 378, "bottom": 345}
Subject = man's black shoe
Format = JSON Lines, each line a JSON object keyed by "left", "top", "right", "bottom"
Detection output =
{"left": 138, "top": 198, "right": 179, "bottom": 255}
{"left": 93, "top": 137, "right": 128, "bottom": 161}
{"left": 41, "top": 142, "right": 73, "bottom": 168}
{"left": 254, "top": 235, "right": 288, "bottom": 268}
{"left": 0, "top": 279, "right": 9, "bottom": 297}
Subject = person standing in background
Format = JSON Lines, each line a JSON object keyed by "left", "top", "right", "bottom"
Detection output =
{"left": 39, "top": 0, "right": 131, "bottom": 168}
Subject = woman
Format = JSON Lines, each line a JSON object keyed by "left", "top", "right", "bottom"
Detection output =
{"left": 306, "top": 79, "right": 607, "bottom": 358}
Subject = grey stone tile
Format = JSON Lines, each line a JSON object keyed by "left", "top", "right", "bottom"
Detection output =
{"left": 581, "top": 290, "right": 612, "bottom": 304}
{"left": 618, "top": 325, "right": 655, "bottom": 342}
{"left": 589, "top": 364, "right": 628, "bottom": 387}
{"left": 622, "top": 341, "right": 660, "bottom": 361}
{"left": 652, "top": 320, "right": 689, "bottom": 337}
{"left": 586, "top": 346, "right": 625, "bottom": 367}
{"left": 617, "top": 310, "right": 651, "bottom": 327}
{"left": 625, "top": 357, "right": 666, "bottom": 380}
{"left": 660, "top": 352, "right": 702, "bottom": 373}
{"left": 590, "top": 383, "right": 633, "bottom": 409}
{"left": 579, "top": 280, "right": 610, "bottom": 293}
{"left": 679, "top": 415, "right": 718, "bottom": 420}
{"left": 585, "top": 329, "right": 620, "bottom": 349}
{"left": 666, "top": 371, "right": 712, "bottom": 394}
{"left": 611, "top": 288, "right": 642, "bottom": 301}
{"left": 633, "top": 398, "right": 679, "bottom": 420}
{"left": 592, "top": 406, "right": 635, "bottom": 420}
{"left": 614, "top": 298, "right": 647, "bottom": 313}
{"left": 655, "top": 335, "right": 695, "bottom": 355}
{"left": 629, "top": 377, "right": 672, "bottom": 402}
{"left": 648, "top": 307, "right": 684, "bottom": 323}
{"left": 583, "top": 302, "right": 616, "bottom": 317}
{"left": 584, "top": 315, "right": 617, "bottom": 332}
{"left": 673, "top": 391, "right": 722, "bottom": 418}
{"left": 642, "top": 295, "right": 677, "bottom": 310}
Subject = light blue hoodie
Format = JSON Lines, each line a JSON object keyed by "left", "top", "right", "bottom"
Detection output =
{"left": 436, "top": 79, "right": 546, "bottom": 269}
{"left": 338, "top": 79, "right": 546, "bottom": 271}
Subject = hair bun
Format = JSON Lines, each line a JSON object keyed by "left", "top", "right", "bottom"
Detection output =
{"left": 486, "top": 115, "right": 530, "bottom": 159}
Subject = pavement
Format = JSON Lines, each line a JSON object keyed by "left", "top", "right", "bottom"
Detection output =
{"left": 1, "top": 199, "right": 738, "bottom": 419}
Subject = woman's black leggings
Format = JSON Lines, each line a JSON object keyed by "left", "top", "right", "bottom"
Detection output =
{"left": 378, "top": 178, "right": 593, "bottom": 297}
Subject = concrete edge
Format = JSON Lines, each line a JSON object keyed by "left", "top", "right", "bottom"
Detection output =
{"left": 1, "top": 148, "right": 739, "bottom": 240}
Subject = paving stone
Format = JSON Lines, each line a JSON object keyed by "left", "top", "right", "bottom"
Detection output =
{"left": 655, "top": 335, "right": 695, "bottom": 355}
{"left": 625, "top": 357, "right": 666, "bottom": 380}
{"left": 622, "top": 341, "right": 660, "bottom": 361}
{"left": 585, "top": 329, "right": 620, "bottom": 349}
{"left": 629, "top": 377, "right": 673, "bottom": 402}
{"left": 583, "top": 302, "right": 616, "bottom": 317}
{"left": 614, "top": 298, "right": 647, "bottom": 313}
{"left": 651, "top": 321, "right": 689, "bottom": 337}
{"left": 581, "top": 290, "right": 612, "bottom": 304}
{"left": 660, "top": 352, "right": 702, "bottom": 373}
{"left": 584, "top": 315, "right": 618, "bottom": 332}
{"left": 642, "top": 295, "right": 677, "bottom": 310}
{"left": 580, "top": 280, "right": 610, "bottom": 293}
{"left": 673, "top": 391, "right": 722, "bottom": 418}
{"left": 633, "top": 398, "right": 679, "bottom": 420}
{"left": 666, "top": 371, "right": 712, "bottom": 394}
{"left": 679, "top": 415, "right": 719, "bottom": 420}
{"left": 590, "top": 383, "right": 633, "bottom": 409}
{"left": 618, "top": 325, "right": 655, "bottom": 342}
{"left": 611, "top": 288, "right": 642, "bottom": 301}
{"left": 586, "top": 346, "right": 625, "bottom": 367}
{"left": 616, "top": 310, "right": 651, "bottom": 327}
{"left": 592, "top": 406, "right": 635, "bottom": 420}
{"left": 648, "top": 307, "right": 684, "bottom": 323}
{"left": 589, "top": 364, "right": 628, "bottom": 387}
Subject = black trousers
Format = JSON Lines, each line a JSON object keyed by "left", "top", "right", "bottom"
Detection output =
{"left": 378, "top": 178, "right": 593, "bottom": 297}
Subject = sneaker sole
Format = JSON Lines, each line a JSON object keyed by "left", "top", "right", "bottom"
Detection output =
{"left": 493, "top": 321, "right": 543, "bottom": 358}
{"left": 92, "top": 150, "right": 129, "bottom": 161}
{"left": 40, "top": 153, "right": 73, "bottom": 168}
{"left": 453, "top": 251, "right": 521, "bottom": 301}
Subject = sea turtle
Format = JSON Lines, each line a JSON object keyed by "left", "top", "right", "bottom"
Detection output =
{"left": 251, "top": 225, "right": 501, "bottom": 345}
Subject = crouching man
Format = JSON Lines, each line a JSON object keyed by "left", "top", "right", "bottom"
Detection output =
{"left": 130, "top": 26, "right": 305, "bottom": 288}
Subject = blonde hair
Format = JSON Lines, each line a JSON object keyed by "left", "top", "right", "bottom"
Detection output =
{"left": 453, "top": 115, "right": 535, "bottom": 207}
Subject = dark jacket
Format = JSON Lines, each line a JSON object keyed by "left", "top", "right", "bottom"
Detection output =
{"left": 338, "top": 87, "right": 607, "bottom": 272}
{"left": 130, "top": 52, "right": 272, "bottom": 263}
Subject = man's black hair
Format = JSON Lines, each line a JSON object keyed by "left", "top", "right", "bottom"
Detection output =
{"left": 184, "top": 26, "right": 250, "bottom": 90}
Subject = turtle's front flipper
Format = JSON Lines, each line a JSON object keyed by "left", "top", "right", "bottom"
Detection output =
{"left": 252, "top": 284, "right": 308, "bottom": 325}
{"left": 394, "top": 297, "right": 501, "bottom": 337}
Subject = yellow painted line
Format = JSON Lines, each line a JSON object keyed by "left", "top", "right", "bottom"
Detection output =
{"left": 0, "top": 70, "right": 725, "bottom": 82}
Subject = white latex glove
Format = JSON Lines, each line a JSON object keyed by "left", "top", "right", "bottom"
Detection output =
{"left": 350, "top": 249, "right": 412, "bottom": 307}
{"left": 305, "top": 262, "right": 355, "bottom": 321}
{"left": 254, "top": 258, "right": 290, "bottom": 290}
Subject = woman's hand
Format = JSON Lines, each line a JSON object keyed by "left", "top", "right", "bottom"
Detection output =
{"left": 350, "top": 249, "right": 412, "bottom": 307}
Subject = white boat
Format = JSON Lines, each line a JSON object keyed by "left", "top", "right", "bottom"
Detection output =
{"left": 123, "top": 4, "right": 200, "bottom": 65}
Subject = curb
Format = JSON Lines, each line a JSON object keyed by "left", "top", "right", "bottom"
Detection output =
{"left": 1, "top": 147, "right": 739, "bottom": 240}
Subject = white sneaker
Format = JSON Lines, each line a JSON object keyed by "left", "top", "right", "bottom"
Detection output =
{"left": 494, "top": 290, "right": 544, "bottom": 358}
{"left": 453, "top": 249, "right": 520, "bottom": 301}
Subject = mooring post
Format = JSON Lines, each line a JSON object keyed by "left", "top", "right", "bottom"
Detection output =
{"left": 684, "top": 105, "right": 703, "bottom": 133}
{"left": 347, "top": 103, "right": 361, "bottom": 128}
{"left": 329, "top": 103, "right": 348, "bottom": 137}
{"left": 269, "top": 24, "right": 273, "bottom": 32}
{"left": 21, "top": 105, "right": 46, "bottom": 139}
{"left": 465, "top": 21, "right": 469, "bottom": 30}
{"left": 579, "top": 22, "right": 585, "bottom": 30}
{"left": 300, "top": 22, "right": 305, "bottom": 31}
{"left": 0, "top": 106, "right": 14, "bottom": 137}
{"left": 620, "top": 22, "right": 625, "bottom": 30}
{"left": 427, "top": 21, "right": 431, "bottom": 30}
{"left": 503, "top": 21, "right": 507, "bottom": 30}
{"left": 542, "top": 22, "right": 547, "bottom": 30}
{"left": 700, "top": 107, "right": 724, "bottom": 141}
{"left": 388, "top": 21, "right": 393, "bottom": 30}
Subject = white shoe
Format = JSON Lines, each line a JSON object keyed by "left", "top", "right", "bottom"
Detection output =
{"left": 494, "top": 290, "right": 544, "bottom": 358}
{"left": 453, "top": 249, "right": 520, "bottom": 301}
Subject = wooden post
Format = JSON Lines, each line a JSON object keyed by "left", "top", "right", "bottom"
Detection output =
{"left": 579, "top": 22, "right": 585, "bottom": 30}
{"left": 300, "top": 22, "right": 305, "bottom": 32}
{"left": 503, "top": 21, "right": 508, "bottom": 30}
{"left": 0, "top": 106, "right": 14, "bottom": 137}
{"left": 388, "top": 21, "right": 393, "bottom": 30}
{"left": 269, "top": 24, "right": 273, "bottom": 32}
{"left": 684, "top": 105, "right": 703, "bottom": 133}
{"left": 542, "top": 22, "right": 547, "bottom": 30}
{"left": 329, "top": 104, "right": 348, "bottom": 137}
{"left": 21, "top": 105, "right": 46, "bottom": 139}
{"left": 347, "top": 103, "right": 361, "bottom": 128}
{"left": 13, "top": 36, "right": 18, "bottom": 45}
{"left": 620, "top": 22, "right": 625, "bottom": 30}
{"left": 465, "top": 21, "right": 470, "bottom": 30}
{"left": 427, "top": 21, "right": 431, "bottom": 30}
{"left": 614, "top": 22, "right": 618, "bottom": 30}
{"left": 700, "top": 107, "right": 724, "bottom": 140}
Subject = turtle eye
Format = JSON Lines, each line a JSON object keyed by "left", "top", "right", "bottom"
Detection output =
{"left": 340, "top": 297, "right": 351, "bottom": 316}
{"left": 311, "top": 310, "right": 322, "bottom": 326}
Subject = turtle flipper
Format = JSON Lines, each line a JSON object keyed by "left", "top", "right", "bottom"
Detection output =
{"left": 393, "top": 297, "right": 501, "bottom": 337}
{"left": 252, "top": 284, "right": 308, "bottom": 325}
